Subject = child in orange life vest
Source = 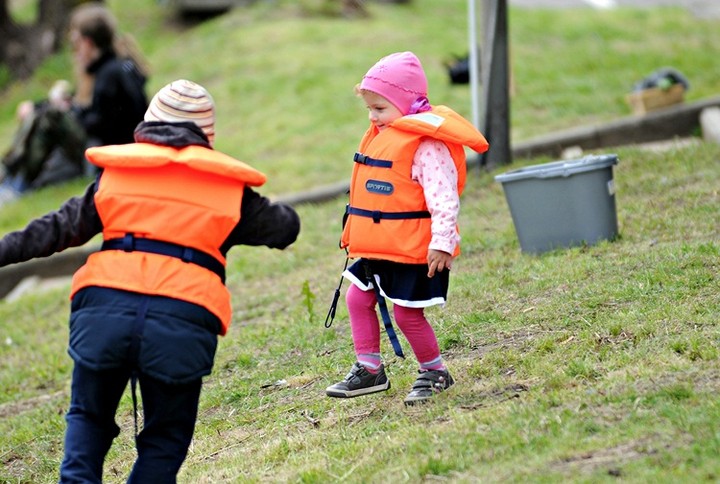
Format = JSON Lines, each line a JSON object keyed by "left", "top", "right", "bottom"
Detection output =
{"left": 326, "top": 51, "right": 489, "bottom": 405}
{"left": 0, "top": 80, "right": 300, "bottom": 482}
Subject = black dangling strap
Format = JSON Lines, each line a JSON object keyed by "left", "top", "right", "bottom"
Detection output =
{"left": 128, "top": 297, "right": 149, "bottom": 441}
{"left": 131, "top": 373, "right": 139, "bottom": 438}
{"left": 325, "top": 253, "right": 349, "bottom": 328}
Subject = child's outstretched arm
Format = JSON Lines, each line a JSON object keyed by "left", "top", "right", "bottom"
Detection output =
{"left": 0, "top": 182, "right": 101, "bottom": 267}
{"left": 223, "top": 187, "right": 300, "bottom": 250}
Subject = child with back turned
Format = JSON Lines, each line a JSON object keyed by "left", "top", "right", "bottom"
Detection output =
{"left": 326, "top": 51, "right": 489, "bottom": 405}
{"left": 0, "top": 80, "right": 300, "bottom": 482}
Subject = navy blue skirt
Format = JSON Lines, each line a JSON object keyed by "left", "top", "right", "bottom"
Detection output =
{"left": 343, "top": 258, "right": 449, "bottom": 308}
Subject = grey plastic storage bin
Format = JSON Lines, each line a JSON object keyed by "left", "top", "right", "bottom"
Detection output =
{"left": 494, "top": 154, "right": 619, "bottom": 254}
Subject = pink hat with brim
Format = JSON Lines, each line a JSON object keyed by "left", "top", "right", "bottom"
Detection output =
{"left": 360, "top": 51, "right": 429, "bottom": 116}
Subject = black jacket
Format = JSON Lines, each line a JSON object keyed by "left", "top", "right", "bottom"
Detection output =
{"left": 76, "top": 51, "right": 148, "bottom": 146}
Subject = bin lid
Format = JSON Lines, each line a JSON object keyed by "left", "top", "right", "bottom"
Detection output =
{"left": 494, "top": 154, "right": 618, "bottom": 183}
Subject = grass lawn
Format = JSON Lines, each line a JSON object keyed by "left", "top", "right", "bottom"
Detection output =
{"left": 1, "top": 0, "right": 719, "bottom": 482}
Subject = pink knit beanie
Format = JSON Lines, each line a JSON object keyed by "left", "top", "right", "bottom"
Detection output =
{"left": 360, "top": 51, "right": 430, "bottom": 116}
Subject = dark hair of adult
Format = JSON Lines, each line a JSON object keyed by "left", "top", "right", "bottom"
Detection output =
{"left": 70, "top": 2, "right": 118, "bottom": 54}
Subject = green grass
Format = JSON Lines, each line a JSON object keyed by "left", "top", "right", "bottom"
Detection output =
{"left": 1, "top": 1, "right": 720, "bottom": 482}
{"left": 2, "top": 0, "right": 719, "bottom": 196}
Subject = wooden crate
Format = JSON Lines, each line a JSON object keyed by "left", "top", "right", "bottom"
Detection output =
{"left": 626, "top": 83, "right": 685, "bottom": 115}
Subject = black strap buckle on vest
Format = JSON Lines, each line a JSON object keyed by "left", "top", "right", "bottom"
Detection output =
{"left": 346, "top": 206, "right": 431, "bottom": 224}
{"left": 101, "top": 234, "right": 226, "bottom": 283}
{"left": 353, "top": 152, "right": 393, "bottom": 168}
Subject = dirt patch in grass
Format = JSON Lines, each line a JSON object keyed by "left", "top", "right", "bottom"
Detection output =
{"left": 610, "top": 367, "right": 720, "bottom": 397}
{"left": 549, "top": 435, "right": 687, "bottom": 477}
{"left": 458, "top": 383, "right": 530, "bottom": 411}
{"left": 0, "top": 390, "right": 66, "bottom": 419}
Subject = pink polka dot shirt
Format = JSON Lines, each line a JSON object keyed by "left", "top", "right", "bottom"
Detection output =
{"left": 411, "top": 138, "right": 460, "bottom": 255}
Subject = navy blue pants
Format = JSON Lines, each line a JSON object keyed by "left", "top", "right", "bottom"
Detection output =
{"left": 59, "top": 363, "right": 202, "bottom": 483}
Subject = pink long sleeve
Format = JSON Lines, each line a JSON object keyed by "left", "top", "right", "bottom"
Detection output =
{"left": 411, "top": 138, "right": 460, "bottom": 255}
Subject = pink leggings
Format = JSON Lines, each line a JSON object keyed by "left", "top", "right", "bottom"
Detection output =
{"left": 346, "top": 283, "right": 440, "bottom": 365}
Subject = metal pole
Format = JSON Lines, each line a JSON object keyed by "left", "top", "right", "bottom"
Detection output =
{"left": 468, "top": 0, "right": 480, "bottom": 129}
{"left": 480, "top": 0, "right": 512, "bottom": 168}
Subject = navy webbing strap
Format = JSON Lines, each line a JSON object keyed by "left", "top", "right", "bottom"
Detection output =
{"left": 346, "top": 206, "right": 431, "bottom": 224}
{"left": 101, "top": 234, "right": 226, "bottom": 283}
{"left": 353, "top": 152, "right": 393, "bottom": 168}
{"left": 363, "top": 262, "right": 405, "bottom": 359}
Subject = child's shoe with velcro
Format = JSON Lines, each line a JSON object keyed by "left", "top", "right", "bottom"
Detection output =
{"left": 326, "top": 362, "right": 390, "bottom": 398}
{"left": 403, "top": 369, "right": 454, "bottom": 406}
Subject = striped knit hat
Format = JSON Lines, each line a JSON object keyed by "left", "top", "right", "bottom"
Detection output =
{"left": 144, "top": 79, "right": 215, "bottom": 145}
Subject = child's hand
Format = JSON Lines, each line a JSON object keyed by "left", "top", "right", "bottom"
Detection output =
{"left": 427, "top": 249, "right": 453, "bottom": 278}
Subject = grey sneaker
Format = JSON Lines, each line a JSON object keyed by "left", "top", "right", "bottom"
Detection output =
{"left": 403, "top": 369, "right": 455, "bottom": 406}
{"left": 326, "top": 362, "right": 390, "bottom": 398}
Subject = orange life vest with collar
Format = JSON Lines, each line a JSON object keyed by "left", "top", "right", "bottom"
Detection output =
{"left": 340, "top": 106, "right": 489, "bottom": 264}
{"left": 70, "top": 143, "right": 266, "bottom": 335}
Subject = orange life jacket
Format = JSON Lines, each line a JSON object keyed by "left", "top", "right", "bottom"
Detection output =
{"left": 70, "top": 143, "right": 266, "bottom": 335}
{"left": 340, "top": 106, "right": 489, "bottom": 264}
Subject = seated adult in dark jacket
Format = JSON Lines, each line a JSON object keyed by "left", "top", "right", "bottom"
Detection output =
{"left": 0, "top": 80, "right": 301, "bottom": 483}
